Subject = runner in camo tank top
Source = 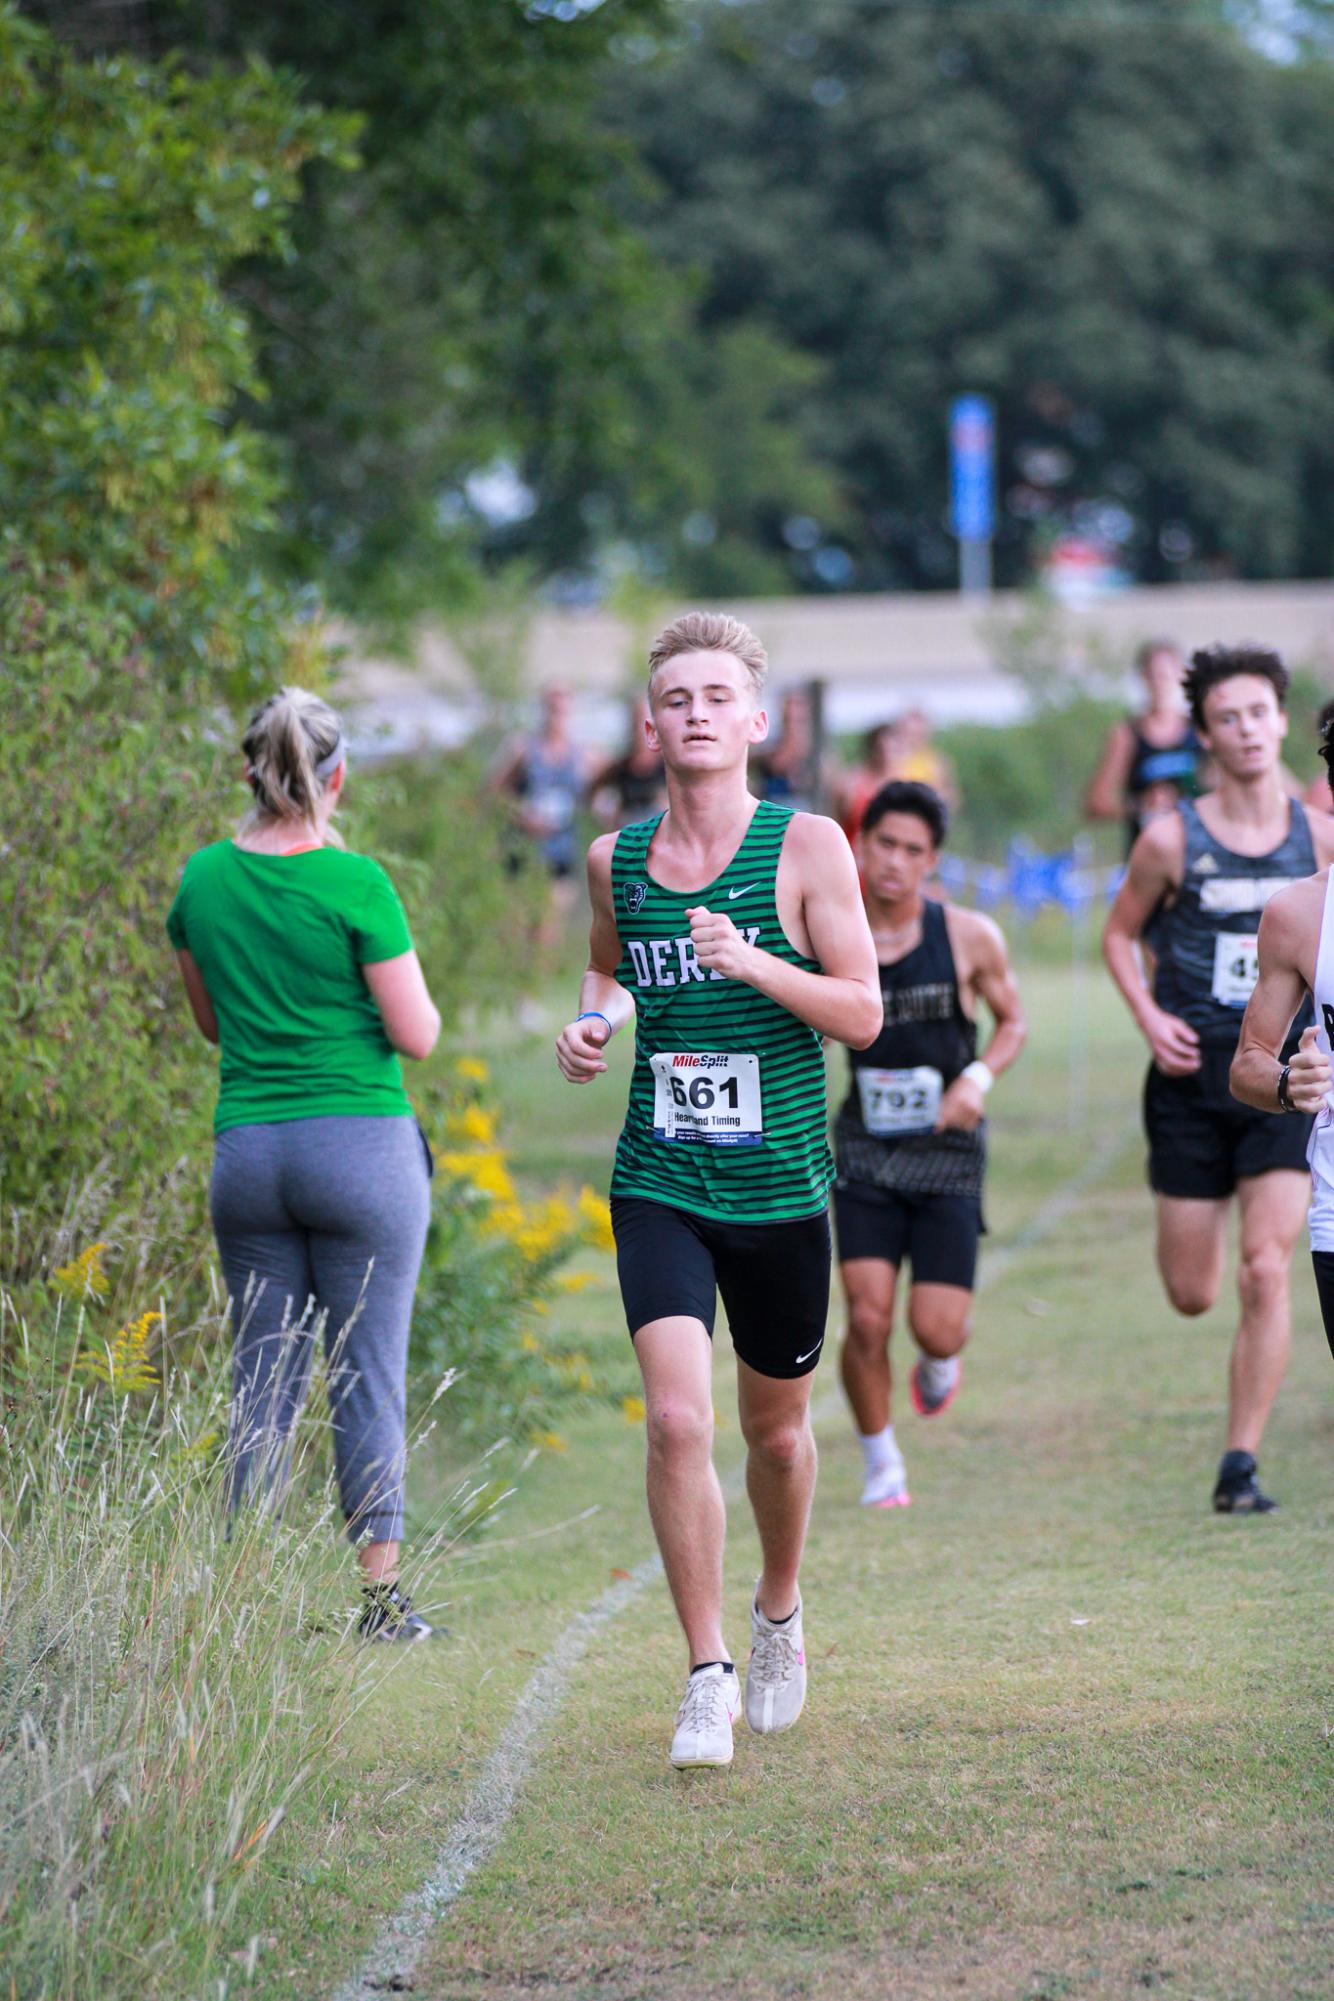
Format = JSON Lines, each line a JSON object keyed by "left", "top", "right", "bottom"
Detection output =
{"left": 555, "top": 611, "right": 881, "bottom": 1773}
{"left": 1104, "top": 643, "right": 1334, "bottom": 1515}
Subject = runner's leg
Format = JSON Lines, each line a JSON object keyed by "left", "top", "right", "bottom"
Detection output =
{"left": 736, "top": 1360, "right": 817, "bottom": 1623}
{"left": 907, "top": 1282, "right": 971, "bottom": 1359}
{"left": 1228, "top": 1171, "right": 1308, "bottom": 1453}
{"left": 634, "top": 1316, "right": 728, "bottom": 1668}
{"left": 839, "top": 1256, "right": 899, "bottom": 1433}
{"left": 1154, "top": 1194, "right": 1229, "bottom": 1317}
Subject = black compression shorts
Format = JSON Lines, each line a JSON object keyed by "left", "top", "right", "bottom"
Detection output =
{"left": 833, "top": 1180, "right": 983, "bottom": 1290}
{"left": 610, "top": 1195, "right": 831, "bottom": 1379}
{"left": 1143, "top": 1053, "right": 1311, "bottom": 1200}
{"left": 1309, "top": 1253, "right": 1334, "bottom": 1363}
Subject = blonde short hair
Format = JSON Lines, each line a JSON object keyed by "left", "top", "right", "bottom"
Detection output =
{"left": 647, "top": 611, "right": 768, "bottom": 700}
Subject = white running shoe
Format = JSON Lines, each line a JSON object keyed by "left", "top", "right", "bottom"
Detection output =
{"left": 745, "top": 1592, "right": 807, "bottom": 1736}
{"left": 670, "top": 1664, "right": 741, "bottom": 1769}
{"left": 860, "top": 1455, "right": 912, "bottom": 1509}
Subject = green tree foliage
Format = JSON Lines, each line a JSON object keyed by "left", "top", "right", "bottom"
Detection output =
{"left": 23, "top": 0, "right": 837, "bottom": 612}
{"left": 0, "top": 6, "right": 355, "bottom": 697}
{"left": 609, "top": 0, "right": 1334, "bottom": 591}
{"left": 0, "top": 10, "right": 353, "bottom": 1222}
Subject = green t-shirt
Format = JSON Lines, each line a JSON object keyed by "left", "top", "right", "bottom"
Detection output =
{"left": 166, "top": 842, "right": 415, "bottom": 1133}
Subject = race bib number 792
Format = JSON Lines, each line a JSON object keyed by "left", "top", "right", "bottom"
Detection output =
{"left": 650, "top": 1051, "right": 763, "bottom": 1147}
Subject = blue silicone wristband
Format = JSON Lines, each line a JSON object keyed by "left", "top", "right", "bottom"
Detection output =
{"left": 577, "top": 1011, "right": 613, "bottom": 1034}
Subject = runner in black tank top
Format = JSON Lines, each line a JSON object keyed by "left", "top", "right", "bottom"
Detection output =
{"left": 835, "top": 782, "right": 1027, "bottom": 1510}
{"left": 1103, "top": 643, "right": 1334, "bottom": 1516}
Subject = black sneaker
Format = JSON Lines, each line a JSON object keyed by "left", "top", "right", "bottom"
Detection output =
{"left": 1212, "top": 1450, "right": 1279, "bottom": 1515}
{"left": 357, "top": 1581, "right": 435, "bottom": 1642}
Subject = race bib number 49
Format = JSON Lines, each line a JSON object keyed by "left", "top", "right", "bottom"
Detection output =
{"left": 856, "top": 1065, "right": 943, "bottom": 1137}
{"left": 1212, "top": 933, "right": 1259, "bottom": 1009}
{"left": 651, "top": 1051, "right": 763, "bottom": 1147}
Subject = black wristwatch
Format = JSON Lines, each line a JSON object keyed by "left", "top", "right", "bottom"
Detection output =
{"left": 1277, "top": 1064, "right": 1296, "bottom": 1113}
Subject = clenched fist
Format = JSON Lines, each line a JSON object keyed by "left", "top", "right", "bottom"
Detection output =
{"left": 556, "top": 1013, "right": 610, "bottom": 1083}
{"left": 685, "top": 905, "right": 757, "bottom": 983}
{"left": 1286, "top": 1023, "right": 1332, "bottom": 1113}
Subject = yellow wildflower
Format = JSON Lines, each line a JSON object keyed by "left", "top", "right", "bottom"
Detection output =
{"left": 622, "top": 1395, "right": 646, "bottom": 1423}
{"left": 577, "top": 1186, "right": 615, "bottom": 1253}
{"left": 533, "top": 1430, "right": 568, "bottom": 1453}
{"left": 437, "top": 1149, "right": 516, "bottom": 1204}
{"left": 520, "top": 1330, "right": 543, "bottom": 1354}
{"left": 551, "top": 1351, "right": 594, "bottom": 1392}
{"left": 53, "top": 1241, "right": 110, "bottom": 1300}
{"left": 555, "top": 1271, "right": 598, "bottom": 1294}
{"left": 455, "top": 1056, "right": 489, "bottom": 1084}
{"left": 77, "top": 1309, "right": 161, "bottom": 1394}
{"left": 494, "top": 1195, "right": 576, "bottom": 1262}
{"left": 465, "top": 1151, "right": 517, "bottom": 1203}
{"left": 174, "top": 1427, "right": 221, "bottom": 1464}
{"left": 449, "top": 1104, "right": 497, "bottom": 1147}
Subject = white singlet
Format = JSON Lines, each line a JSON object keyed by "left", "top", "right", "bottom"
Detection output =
{"left": 1305, "top": 869, "right": 1334, "bottom": 1251}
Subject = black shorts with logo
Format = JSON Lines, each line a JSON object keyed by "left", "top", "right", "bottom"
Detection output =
{"left": 1144, "top": 1048, "right": 1312, "bottom": 1200}
{"left": 833, "top": 1180, "right": 983, "bottom": 1291}
{"left": 610, "top": 1194, "right": 831, "bottom": 1379}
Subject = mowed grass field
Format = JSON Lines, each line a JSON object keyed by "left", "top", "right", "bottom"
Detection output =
{"left": 247, "top": 960, "right": 1332, "bottom": 2001}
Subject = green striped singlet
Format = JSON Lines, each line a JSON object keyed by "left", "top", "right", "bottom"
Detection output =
{"left": 609, "top": 800, "right": 833, "bottom": 1225}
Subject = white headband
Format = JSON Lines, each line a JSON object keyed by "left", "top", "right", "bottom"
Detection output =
{"left": 314, "top": 732, "right": 346, "bottom": 780}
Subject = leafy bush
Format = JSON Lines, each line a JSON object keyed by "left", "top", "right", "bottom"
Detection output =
{"left": 411, "top": 1058, "right": 618, "bottom": 1442}
{"left": 0, "top": 557, "right": 226, "bottom": 1225}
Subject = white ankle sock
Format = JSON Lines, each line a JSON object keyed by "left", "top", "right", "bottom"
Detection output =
{"left": 860, "top": 1424, "right": 899, "bottom": 1474}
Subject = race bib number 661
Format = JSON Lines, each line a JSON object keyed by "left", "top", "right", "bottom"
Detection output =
{"left": 651, "top": 1051, "right": 763, "bottom": 1147}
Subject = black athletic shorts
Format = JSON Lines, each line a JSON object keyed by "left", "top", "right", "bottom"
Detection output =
{"left": 1310, "top": 1253, "right": 1334, "bottom": 1363}
{"left": 832, "top": 1180, "right": 983, "bottom": 1291}
{"left": 610, "top": 1194, "right": 832, "bottom": 1379}
{"left": 1143, "top": 1050, "right": 1311, "bottom": 1200}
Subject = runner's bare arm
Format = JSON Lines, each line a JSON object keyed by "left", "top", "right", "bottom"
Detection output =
{"left": 556, "top": 834, "right": 634, "bottom": 1083}
{"left": 1101, "top": 814, "right": 1201, "bottom": 1075}
{"left": 175, "top": 948, "right": 219, "bottom": 1044}
{"left": 934, "top": 912, "right": 1026, "bottom": 1132}
{"left": 1084, "top": 720, "right": 1135, "bottom": 822}
{"left": 686, "top": 817, "right": 882, "bottom": 1048}
{"left": 1230, "top": 889, "right": 1330, "bottom": 1113}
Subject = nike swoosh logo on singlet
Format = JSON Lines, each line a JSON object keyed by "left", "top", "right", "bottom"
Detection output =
{"left": 728, "top": 884, "right": 758, "bottom": 900}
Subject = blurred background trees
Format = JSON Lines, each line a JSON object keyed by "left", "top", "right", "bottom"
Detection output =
{"left": 16, "top": 0, "right": 1334, "bottom": 609}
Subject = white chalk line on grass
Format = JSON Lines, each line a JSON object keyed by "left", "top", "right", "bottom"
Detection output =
{"left": 333, "top": 1122, "right": 1134, "bottom": 1998}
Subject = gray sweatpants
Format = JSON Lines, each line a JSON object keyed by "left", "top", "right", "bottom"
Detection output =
{"left": 210, "top": 1115, "right": 432, "bottom": 1545}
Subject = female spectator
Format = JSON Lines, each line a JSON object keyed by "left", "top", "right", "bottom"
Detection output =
{"left": 838, "top": 721, "right": 904, "bottom": 843}
{"left": 167, "top": 688, "right": 441, "bottom": 1641}
{"left": 1084, "top": 639, "right": 1202, "bottom": 854}
{"left": 589, "top": 694, "right": 667, "bottom": 829}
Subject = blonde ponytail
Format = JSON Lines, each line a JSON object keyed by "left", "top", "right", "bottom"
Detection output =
{"left": 241, "top": 687, "right": 346, "bottom": 843}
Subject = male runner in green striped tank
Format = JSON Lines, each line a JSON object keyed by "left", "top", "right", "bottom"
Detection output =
{"left": 556, "top": 612, "right": 881, "bottom": 1770}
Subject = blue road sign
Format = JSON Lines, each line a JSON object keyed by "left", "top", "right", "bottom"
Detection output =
{"left": 950, "top": 394, "right": 995, "bottom": 543}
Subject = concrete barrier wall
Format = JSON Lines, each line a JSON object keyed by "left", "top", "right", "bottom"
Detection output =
{"left": 335, "top": 579, "right": 1334, "bottom": 749}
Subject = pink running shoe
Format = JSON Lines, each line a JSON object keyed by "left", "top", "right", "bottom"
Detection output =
{"left": 910, "top": 1354, "right": 962, "bottom": 1418}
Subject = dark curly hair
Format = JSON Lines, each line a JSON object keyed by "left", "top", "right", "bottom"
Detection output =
{"left": 860, "top": 780, "right": 949, "bottom": 849}
{"left": 1182, "top": 643, "right": 1289, "bottom": 731}
{"left": 1316, "top": 697, "right": 1334, "bottom": 786}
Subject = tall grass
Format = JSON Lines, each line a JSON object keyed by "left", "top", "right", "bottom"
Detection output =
{"left": 0, "top": 1271, "right": 402, "bottom": 1998}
